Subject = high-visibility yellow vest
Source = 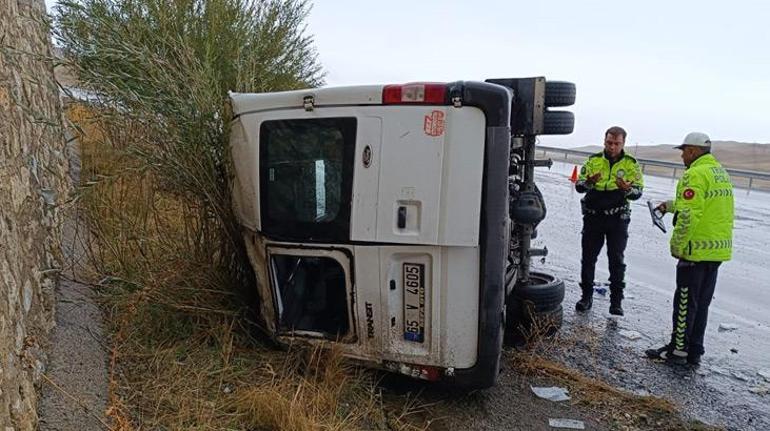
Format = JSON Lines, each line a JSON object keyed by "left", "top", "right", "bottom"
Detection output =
{"left": 670, "top": 153, "right": 734, "bottom": 261}
{"left": 576, "top": 151, "right": 644, "bottom": 213}
{"left": 578, "top": 152, "right": 644, "bottom": 192}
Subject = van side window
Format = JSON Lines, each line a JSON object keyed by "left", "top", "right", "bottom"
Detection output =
{"left": 260, "top": 118, "right": 356, "bottom": 241}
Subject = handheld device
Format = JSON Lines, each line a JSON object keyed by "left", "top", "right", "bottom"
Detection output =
{"left": 647, "top": 200, "right": 666, "bottom": 233}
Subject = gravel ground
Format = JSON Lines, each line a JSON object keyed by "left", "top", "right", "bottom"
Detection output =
{"left": 442, "top": 359, "right": 611, "bottom": 431}
{"left": 38, "top": 140, "right": 110, "bottom": 431}
{"left": 378, "top": 358, "right": 612, "bottom": 431}
{"left": 38, "top": 278, "right": 109, "bottom": 431}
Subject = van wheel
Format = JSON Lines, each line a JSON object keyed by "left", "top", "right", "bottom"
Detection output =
{"left": 512, "top": 272, "right": 565, "bottom": 312}
{"left": 545, "top": 81, "right": 576, "bottom": 107}
{"left": 542, "top": 110, "right": 574, "bottom": 135}
{"left": 504, "top": 273, "right": 565, "bottom": 346}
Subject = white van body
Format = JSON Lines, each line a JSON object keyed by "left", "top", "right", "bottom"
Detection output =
{"left": 229, "top": 79, "right": 574, "bottom": 387}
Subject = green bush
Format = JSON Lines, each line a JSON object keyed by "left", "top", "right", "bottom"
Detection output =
{"left": 54, "top": 0, "right": 324, "bottom": 287}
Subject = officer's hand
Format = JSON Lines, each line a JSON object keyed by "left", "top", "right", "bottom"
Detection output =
{"left": 586, "top": 172, "right": 602, "bottom": 184}
{"left": 616, "top": 178, "right": 632, "bottom": 191}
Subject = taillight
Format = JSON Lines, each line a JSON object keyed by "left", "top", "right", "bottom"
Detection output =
{"left": 382, "top": 83, "right": 447, "bottom": 105}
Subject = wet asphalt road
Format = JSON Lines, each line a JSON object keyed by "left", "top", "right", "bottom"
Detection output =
{"left": 529, "top": 160, "right": 770, "bottom": 430}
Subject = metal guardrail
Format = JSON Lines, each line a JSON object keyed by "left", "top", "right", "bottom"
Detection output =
{"left": 538, "top": 145, "right": 770, "bottom": 190}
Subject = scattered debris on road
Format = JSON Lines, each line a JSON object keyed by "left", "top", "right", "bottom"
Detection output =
{"left": 718, "top": 323, "right": 740, "bottom": 332}
{"left": 758, "top": 369, "right": 770, "bottom": 382}
{"left": 709, "top": 366, "right": 730, "bottom": 376}
{"left": 548, "top": 418, "right": 586, "bottom": 429}
{"left": 618, "top": 329, "right": 642, "bottom": 341}
{"left": 532, "top": 386, "right": 571, "bottom": 402}
{"left": 732, "top": 371, "right": 750, "bottom": 382}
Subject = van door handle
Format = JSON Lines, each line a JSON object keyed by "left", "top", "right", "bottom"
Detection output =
{"left": 397, "top": 206, "right": 407, "bottom": 229}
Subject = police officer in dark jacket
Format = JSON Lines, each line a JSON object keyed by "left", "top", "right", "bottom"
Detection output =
{"left": 575, "top": 126, "right": 644, "bottom": 315}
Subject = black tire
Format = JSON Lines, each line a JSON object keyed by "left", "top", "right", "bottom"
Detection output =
{"left": 545, "top": 81, "right": 576, "bottom": 107}
{"left": 511, "top": 272, "right": 565, "bottom": 312}
{"left": 542, "top": 110, "right": 574, "bottom": 135}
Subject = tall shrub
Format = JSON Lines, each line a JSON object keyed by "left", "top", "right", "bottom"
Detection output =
{"left": 54, "top": 0, "right": 324, "bottom": 287}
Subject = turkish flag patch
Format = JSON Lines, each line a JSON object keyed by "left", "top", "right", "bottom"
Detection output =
{"left": 682, "top": 188, "right": 695, "bottom": 200}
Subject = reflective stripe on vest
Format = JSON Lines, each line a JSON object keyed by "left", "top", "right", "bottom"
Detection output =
{"left": 690, "top": 240, "right": 732, "bottom": 250}
{"left": 704, "top": 189, "right": 733, "bottom": 199}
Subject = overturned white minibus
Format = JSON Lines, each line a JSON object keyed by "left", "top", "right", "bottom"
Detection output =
{"left": 229, "top": 78, "right": 575, "bottom": 388}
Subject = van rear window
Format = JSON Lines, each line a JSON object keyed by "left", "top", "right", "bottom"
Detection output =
{"left": 271, "top": 254, "right": 350, "bottom": 338}
{"left": 259, "top": 118, "right": 356, "bottom": 241}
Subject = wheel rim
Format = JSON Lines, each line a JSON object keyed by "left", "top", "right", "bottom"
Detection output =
{"left": 524, "top": 272, "right": 555, "bottom": 287}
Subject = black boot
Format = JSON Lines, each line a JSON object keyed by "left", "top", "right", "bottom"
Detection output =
{"left": 645, "top": 345, "right": 687, "bottom": 366}
{"left": 609, "top": 295, "right": 624, "bottom": 316}
{"left": 575, "top": 286, "right": 593, "bottom": 311}
{"left": 687, "top": 353, "right": 702, "bottom": 366}
{"left": 609, "top": 284, "right": 625, "bottom": 316}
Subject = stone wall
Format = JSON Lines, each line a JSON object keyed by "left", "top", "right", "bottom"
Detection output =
{"left": 0, "top": 0, "right": 69, "bottom": 429}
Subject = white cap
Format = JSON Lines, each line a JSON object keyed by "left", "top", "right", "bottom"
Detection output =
{"left": 675, "top": 132, "right": 711, "bottom": 150}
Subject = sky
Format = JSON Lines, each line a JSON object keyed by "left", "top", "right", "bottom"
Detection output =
{"left": 304, "top": 0, "right": 770, "bottom": 147}
{"left": 44, "top": 0, "right": 770, "bottom": 148}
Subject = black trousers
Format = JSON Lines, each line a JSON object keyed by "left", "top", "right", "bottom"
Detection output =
{"left": 580, "top": 214, "right": 629, "bottom": 297}
{"left": 670, "top": 260, "right": 721, "bottom": 356}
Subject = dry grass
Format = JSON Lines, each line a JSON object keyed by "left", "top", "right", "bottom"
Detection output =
{"left": 66, "top": 103, "right": 435, "bottom": 430}
{"left": 510, "top": 322, "right": 721, "bottom": 431}
{"left": 514, "top": 353, "right": 675, "bottom": 411}
{"left": 512, "top": 353, "right": 720, "bottom": 431}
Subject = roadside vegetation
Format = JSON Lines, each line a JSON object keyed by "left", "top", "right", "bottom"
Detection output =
{"left": 55, "top": 0, "right": 429, "bottom": 429}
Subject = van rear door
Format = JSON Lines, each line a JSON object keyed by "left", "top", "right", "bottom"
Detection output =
{"left": 348, "top": 104, "right": 486, "bottom": 370}
{"left": 230, "top": 83, "right": 511, "bottom": 388}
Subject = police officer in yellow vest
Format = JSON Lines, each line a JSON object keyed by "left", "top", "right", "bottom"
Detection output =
{"left": 646, "top": 132, "right": 734, "bottom": 366}
{"left": 575, "top": 126, "right": 644, "bottom": 316}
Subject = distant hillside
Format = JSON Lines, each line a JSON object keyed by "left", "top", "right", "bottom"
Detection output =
{"left": 573, "top": 142, "right": 770, "bottom": 173}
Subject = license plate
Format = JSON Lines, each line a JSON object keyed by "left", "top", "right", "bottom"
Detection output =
{"left": 403, "top": 263, "right": 425, "bottom": 342}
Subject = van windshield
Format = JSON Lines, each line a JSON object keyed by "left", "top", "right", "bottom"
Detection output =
{"left": 259, "top": 118, "right": 356, "bottom": 241}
